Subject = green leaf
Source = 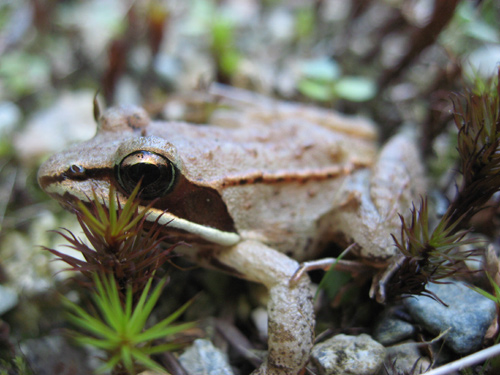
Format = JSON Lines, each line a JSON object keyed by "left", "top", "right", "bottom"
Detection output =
{"left": 94, "top": 194, "right": 110, "bottom": 228}
{"left": 334, "top": 76, "right": 377, "bottom": 102}
{"left": 317, "top": 248, "right": 353, "bottom": 301}
{"left": 318, "top": 270, "right": 352, "bottom": 301}
{"left": 219, "top": 50, "right": 241, "bottom": 76}
{"left": 486, "top": 272, "right": 500, "bottom": 300}
{"left": 136, "top": 322, "right": 195, "bottom": 343}
{"left": 66, "top": 313, "right": 115, "bottom": 339}
{"left": 297, "top": 79, "right": 334, "bottom": 101}
{"left": 211, "top": 17, "right": 235, "bottom": 53}
{"left": 76, "top": 202, "right": 106, "bottom": 235}
{"left": 63, "top": 300, "right": 116, "bottom": 339}
{"left": 95, "top": 354, "right": 121, "bottom": 373}
{"left": 116, "top": 183, "right": 142, "bottom": 231}
{"left": 73, "top": 336, "right": 117, "bottom": 350}
{"left": 108, "top": 186, "right": 117, "bottom": 233}
{"left": 0, "top": 51, "right": 50, "bottom": 95}
{"left": 129, "top": 277, "right": 158, "bottom": 333}
{"left": 295, "top": 7, "right": 315, "bottom": 38}
{"left": 142, "top": 343, "right": 181, "bottom": 355}
{"left": 131, "top": 348, "right": 166, "bottom": 372}
{"left": 121, "top": 345, "right": 135, "bottom": 374}
{"left": 143, "top": 298, "right": 194, "bottom": 333}
{"left": 470, "top": 285, "right": 498, "bottom": 302}
{"left": 93, "top": 275, "right": 123, "bottom": 332}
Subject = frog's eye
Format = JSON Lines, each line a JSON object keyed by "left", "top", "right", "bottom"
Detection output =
{"left": 117, "top": 151, "right": 176, "bottom": 199}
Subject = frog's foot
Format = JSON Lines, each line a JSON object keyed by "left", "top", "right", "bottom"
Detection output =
{"left": 212, "top": 240, "right": 315, "bottom": 375}
{"left": 330, "top": 132, "right": 425, "bottom": 265}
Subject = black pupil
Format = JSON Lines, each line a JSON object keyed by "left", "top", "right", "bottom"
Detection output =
{"left": 127, "top": 163, "right": 161, "bottom": 185}
{"left": 118, "top": 151, "right": 176, "bottom": 199}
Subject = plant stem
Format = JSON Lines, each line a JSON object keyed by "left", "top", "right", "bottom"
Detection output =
{"left": 422, "top": 343, "right": 500, "bottom": 375}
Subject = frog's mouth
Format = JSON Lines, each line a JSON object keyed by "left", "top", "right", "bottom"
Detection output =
{"left": 142, "top": 207, "right": 241, "bottom": 246}
{"left": 39, "top": 173, "right": 241, "bottom": 247}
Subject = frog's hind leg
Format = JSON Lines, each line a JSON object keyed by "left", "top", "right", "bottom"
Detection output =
{"left": 209, "top": 240, "right": 315, "bottom": 375}
{"left": 330, "top": 131, "right": 425, "bottom": 265}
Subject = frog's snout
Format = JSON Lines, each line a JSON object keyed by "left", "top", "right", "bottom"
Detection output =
{"left": 37, "top": 155, "right": 59, "bottom": 192}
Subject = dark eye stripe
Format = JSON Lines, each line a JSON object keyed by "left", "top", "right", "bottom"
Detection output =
{"left": 38, "top": 167, "right": 113, "bottom": 188}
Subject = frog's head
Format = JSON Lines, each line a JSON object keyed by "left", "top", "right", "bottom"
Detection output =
{"left": 38, "top": 105, "right": 239, "bottom": 246}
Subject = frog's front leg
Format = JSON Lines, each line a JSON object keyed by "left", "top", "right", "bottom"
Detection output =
{"left": 212, "top": 240, "right": 314, "bottom": 375}
{"left": 331, "top": 132, "right": 425, "bottom": 265}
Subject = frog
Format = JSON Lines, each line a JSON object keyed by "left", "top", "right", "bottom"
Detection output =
{"left": 38, "top": 85, "right": 425, "bottom": 375}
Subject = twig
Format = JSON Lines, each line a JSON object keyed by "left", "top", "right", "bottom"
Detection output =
{"left": 423, "top": 343, "right": 500, "bottom": 375}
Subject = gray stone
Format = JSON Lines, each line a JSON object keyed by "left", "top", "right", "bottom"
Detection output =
{"left": 311, "top": 334, "right": 386, "bottom": 375}
{"left": 403, "top": 281, "right": 496, "bottom": 354}
{"left": 21, "top": 335, "right": 92, "bottom": 375}
{"left": 0, "top": 101, "right": 20, "bottom": 136}
{"left": 0, "top": 285, "right": 18, "bottom": 315}
{"left": 373, "top": 310, "right": 415, "bottom": 345}
{"left": 13, "top": 90, "right": 96, "bottom": 164}
{"left": 382, "top": 341, "right": 431, "bottom": 375}
{"left": 179, "top": 338, "right": 234, "bottom": 375}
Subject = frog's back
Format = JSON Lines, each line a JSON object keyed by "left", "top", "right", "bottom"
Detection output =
{"left": 148, "top": 101, "right": 378, "bottom": 184}
{"left": 148, "top": 101, "right": 378, "bottom": 259}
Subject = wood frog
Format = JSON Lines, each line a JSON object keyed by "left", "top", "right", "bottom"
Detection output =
{"left": 38, "top": 86, "right": 424, "bottom": 375}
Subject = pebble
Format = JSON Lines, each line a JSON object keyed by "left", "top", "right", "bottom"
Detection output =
{"left": 13, "top": 90, "right": 96, "bottom": 164}
{"left": 178, "top": 338, "right": 234, "bottom": 375}
{"left": 403, "top": 280, "right": 496, "bottom": 354}
{"left": 373, "top": 308, "right": 415, "bottom": 345}
{"left": 382, "top": 341, "right": 431, "bottom": 375}
{"left": 21, "top": 335, "right": 92, "bottom": 375}
{"left": 0, "top": 101, "right": 21, "bottom": 136}
{"left": 0, "top": 285, "right": 18, "bottom": 315}
{"left": 251, "top": 306, "right": 268, "bottom": 339}
{"left": 311, "top": 333, "right": 386, "bottom": 375}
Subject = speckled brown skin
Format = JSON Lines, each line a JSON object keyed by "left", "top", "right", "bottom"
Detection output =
{"left": 38, "top": 91, "right": 424, "bottom": 374}
{"left": 213, "top": 240, "right": 314, "bottom": 374}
